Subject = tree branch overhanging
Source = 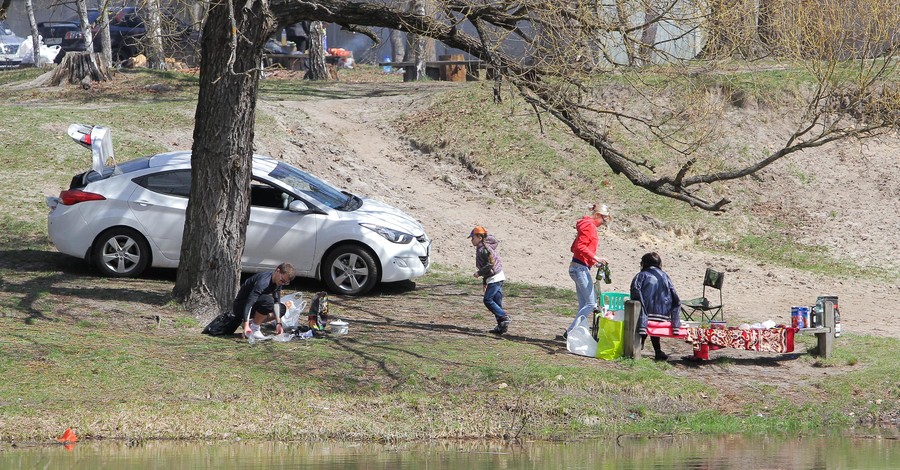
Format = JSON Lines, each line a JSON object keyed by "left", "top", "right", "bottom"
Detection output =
{"left": 272, "top": 0, "right": 900, "bottom": 211}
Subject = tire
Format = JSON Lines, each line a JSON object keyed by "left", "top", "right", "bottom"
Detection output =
{"left": 92, "top": 227, "right": 151, "bottom": 278}
{"left": 322, "top": 245, "right": 379, "bottom": 295}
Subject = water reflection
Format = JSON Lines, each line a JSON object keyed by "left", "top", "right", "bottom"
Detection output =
{"left": 1, "top": 434, "right": 898, "bottom": 469}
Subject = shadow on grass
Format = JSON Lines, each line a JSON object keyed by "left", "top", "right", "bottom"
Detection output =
{"left": 0, "top": 250, "right": 174, "bottom": 324}
{"left": 674, "top": 353, "right": 803, "bottom": 368}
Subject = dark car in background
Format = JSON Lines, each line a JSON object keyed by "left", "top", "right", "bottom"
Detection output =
{"left": 63, "top": 7, "right": 197, "bottom": 62}
{"left": 37, "top": 21, "right": 85, "bottom": 63}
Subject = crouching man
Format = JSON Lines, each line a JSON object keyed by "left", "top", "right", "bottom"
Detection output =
{"left": 237, "top": 262, "right": 296, "bottom": 339}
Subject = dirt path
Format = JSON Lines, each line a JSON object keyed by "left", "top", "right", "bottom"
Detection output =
{"left": 257, "top": 83, "right": 899, "bottom": 340}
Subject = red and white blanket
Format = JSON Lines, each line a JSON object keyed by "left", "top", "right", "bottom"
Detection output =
{"left": 685, "top": 327, "right": 796, "bottom": 359}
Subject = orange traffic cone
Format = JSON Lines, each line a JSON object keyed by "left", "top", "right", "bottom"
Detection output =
{"left": 57, "top": 428, "right": 78, "bottom": 443}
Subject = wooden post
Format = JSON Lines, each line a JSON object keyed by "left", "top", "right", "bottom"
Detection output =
{"left": 438, "top": 54, "right": 466, "bottom": 82}
{"left": 818, "top": 301, "right": 835, "bottom": 358}
{"left": 623, "top": 300, "right": 641, "bottom": 359}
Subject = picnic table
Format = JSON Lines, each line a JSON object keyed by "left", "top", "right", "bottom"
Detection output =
{"left": 264, "top": 53, "right": 346, "bottom": 71}
{"left": 621, "top": 300, "right": 837, "bottom": 360}
{"left": 379, "top": 54, "right": 485, "bottom": 82}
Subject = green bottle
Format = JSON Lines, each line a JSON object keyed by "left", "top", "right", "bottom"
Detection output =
{"left": 596, "top": 264, "right": 612, "bottom": 284}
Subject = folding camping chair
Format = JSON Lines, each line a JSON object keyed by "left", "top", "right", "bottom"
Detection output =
{"left": 680, "top": 268, "right": 725, "bottom": 323}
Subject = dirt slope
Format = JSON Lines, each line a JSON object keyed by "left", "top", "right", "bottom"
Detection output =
{"left": 256, "top": 82, "right": 899, "bottom": 339}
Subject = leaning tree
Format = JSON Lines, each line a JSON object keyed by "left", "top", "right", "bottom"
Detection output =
{"left": 175, "top": 0, "right": 900, "bottom": 318}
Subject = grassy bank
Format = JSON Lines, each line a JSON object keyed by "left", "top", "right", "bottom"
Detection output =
{"left": 1, "top": 263, "right": 898, "bottom": 442}
{"left": 0, "top": 67, "right": 897, "bottom": 444}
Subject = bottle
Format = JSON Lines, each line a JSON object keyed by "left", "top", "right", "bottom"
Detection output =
{"left": 834, "top": 304, "right": 841, "bottom": 337}
{"left": 602, "top": 263, "right": 612, "bottom": 285}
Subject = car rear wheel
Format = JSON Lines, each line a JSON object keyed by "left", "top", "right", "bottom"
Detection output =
{"left": 92, "top": 227, "right": 151, "bottom": 277}
{"left": 322, "top": 245, "right": 379, "bottom": 295}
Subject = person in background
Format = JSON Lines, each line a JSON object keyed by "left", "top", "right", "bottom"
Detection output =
{"left": 630, "top": 252, "right": 681, "bottom": 361}
{"left": 566, "top": 203, "right": 611, "bottom": 338}
{"left": 285, "top": 21, "right": 310, "bottom": 53}
{"left": 469, "top": 226, "right": 511, "bottom": 335}
{"left": 237, "top": 263, "right": 296, "bottom": 339}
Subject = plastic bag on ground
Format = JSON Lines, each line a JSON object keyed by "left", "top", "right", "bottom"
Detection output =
{"left": 595, "top": 314, "right": 625, "bottom": 360}
{"left": 17, "top": 36, "right": 58, "bottom": 66}
{"left": 273, "top": 333, "right": 293, "bottom": 342}
{"left": 247, "top": 331, "right": 272, "bottom": 344}
{"left": 567, "top": 316, "right": 598, "bottom": 357}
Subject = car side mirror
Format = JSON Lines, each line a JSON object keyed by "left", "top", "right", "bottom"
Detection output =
{"left": 288, "top": 199, "right": 311, "bottom": 213}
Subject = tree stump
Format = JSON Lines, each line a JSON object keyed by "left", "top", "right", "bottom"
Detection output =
{"left": 50, "top": 52, "right": 113, "bottom": 87}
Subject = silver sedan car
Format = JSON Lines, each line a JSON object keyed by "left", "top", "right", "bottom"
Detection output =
{"left": 46, "top": 124, "right": 431, "bottom": 295}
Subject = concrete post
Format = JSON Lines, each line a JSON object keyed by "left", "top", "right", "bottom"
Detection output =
{"left": 623, "top": 300, "right": 641, "bottom": 359}
{"left": 818, "top": 301, "right": 835, "bottom": 358}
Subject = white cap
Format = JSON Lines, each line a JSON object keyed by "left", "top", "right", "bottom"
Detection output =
{"left": 594, "top": 204, "right": 610, "bottom": 216}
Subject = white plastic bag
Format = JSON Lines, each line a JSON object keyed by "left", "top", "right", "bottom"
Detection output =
{"left": 566, "top": 316, "right": 598, "bottom": 357}
{"left": 280, "top": 293, "right": 307, "bottom": 328}
{"left": 273, "top": 333, "right": 294, "bottom": 342}
{"left": 17, "top": 36, "right": 58, "bottom": 66}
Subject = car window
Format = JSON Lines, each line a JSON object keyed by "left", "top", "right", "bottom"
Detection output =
{"left": 267, "top": 162, "right": 350, "bottom": 210}
{"left": 250, "top": 180, "right": 293, "bottom": 209}
{"left": 82, "top": 157, "right": 151, "bottom": 184}
{"left": 134, "top": 169, "right": 191, "bottom": 198}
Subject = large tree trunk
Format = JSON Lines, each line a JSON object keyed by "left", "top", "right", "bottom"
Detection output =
{"left": 305, "top": 21, "right": 328, "bottom": 80}
{"left": 25, "top": 0, "right": 40, "bottom": 66}
{"left": 74, "top": 0, "right": 103, "bottom": 73}
{"left": 97, "top": 7, "right": 112, "bottom": 65}
{"left": 389, "top": 28, "right": 404, "bottom": 62}
{"left": 172, "top": 0, "right": 275, "bottom": 321}
{"left": 402, "top": 1, "right": 426, "bottom": 80}
{"left": 638, "top": 6, "right": 659, "bottom": 66}
{"left": 144, "top": 0, "right": 167, "bottom": 69}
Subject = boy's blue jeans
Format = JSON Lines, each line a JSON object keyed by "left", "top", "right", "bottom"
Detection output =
{"left": 568, "top": 263, "right": 596, "bottom": 332}
{"left": 483, "top": 281, "right": 507, "bottom": 322}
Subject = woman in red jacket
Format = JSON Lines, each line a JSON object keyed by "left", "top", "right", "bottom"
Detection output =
{"left": 566, "top": 203, "right": 611, "bottom": 337}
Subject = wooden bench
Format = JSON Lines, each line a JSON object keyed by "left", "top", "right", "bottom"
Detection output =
{"left": 265, "top": 53, "right": 308, "bottom": 71}
{"left": 264, "top": 53, "right": 346, "bottom": 71}
{"left": 621, "top": 300, "right": 836, "bottom": 360}
{"left": 379, "top": 58, "right": 485, "bottom": 82}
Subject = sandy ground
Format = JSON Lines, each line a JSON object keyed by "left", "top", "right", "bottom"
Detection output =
{"left": 255, "top": 82, "right": 899, "bottom": 340}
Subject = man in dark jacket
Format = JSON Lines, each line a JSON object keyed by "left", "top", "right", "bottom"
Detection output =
{"left": 285, "top": 21, "right": 310, "bottom": 53}
{"left": 237, "top": 263, "right": 296, "bottom": 339}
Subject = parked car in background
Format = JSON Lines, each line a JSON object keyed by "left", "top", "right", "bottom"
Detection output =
{"left": 68, "top": 7, "right": 198, "bottom": 62}
{"left": 46, "top": 125, "right": 432, "bottom": 296}
{"left": 0, "top": 21, "right": 24, "bottom": 69}
{"left": 36, "top": 21, "right": 85, "bottom": 63}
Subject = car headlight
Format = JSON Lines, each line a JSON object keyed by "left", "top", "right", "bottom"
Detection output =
{"left": 360, "top": 223, "right": 414, "bottom": 244}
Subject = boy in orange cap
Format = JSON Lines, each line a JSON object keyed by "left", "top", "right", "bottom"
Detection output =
{"left": 469, "top": 226, "right": 510, "bottom": 335}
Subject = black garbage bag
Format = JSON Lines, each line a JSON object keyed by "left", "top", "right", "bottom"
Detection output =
{"left": 202, "top": 311, "right": 242, "bottom": 336}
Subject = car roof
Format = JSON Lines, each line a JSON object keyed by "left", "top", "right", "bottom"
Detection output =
{"left": 38, "top": 21, "right": 79, "bottom": 27}
{"left": 147, "top": 151, "right": 280, "bottom": 172}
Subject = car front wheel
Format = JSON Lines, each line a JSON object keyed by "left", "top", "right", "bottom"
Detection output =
{"left": 322, "top": 245, "right": 379, "bottom": 295}
{"left": 92, "top": 227, "right": 151, "bottom": 278}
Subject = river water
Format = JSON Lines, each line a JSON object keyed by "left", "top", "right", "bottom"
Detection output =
{"left": 1, "top": 434, "right": 898, "bottom": 469}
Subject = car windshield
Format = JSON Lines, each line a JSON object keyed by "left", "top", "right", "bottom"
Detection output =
{"left": 267, "top": 162, "right": 358, "bottom": 210}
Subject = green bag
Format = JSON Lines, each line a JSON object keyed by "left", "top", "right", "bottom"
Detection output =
{"left": 595, "top": 316, "right": 624, "bottom": 360}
